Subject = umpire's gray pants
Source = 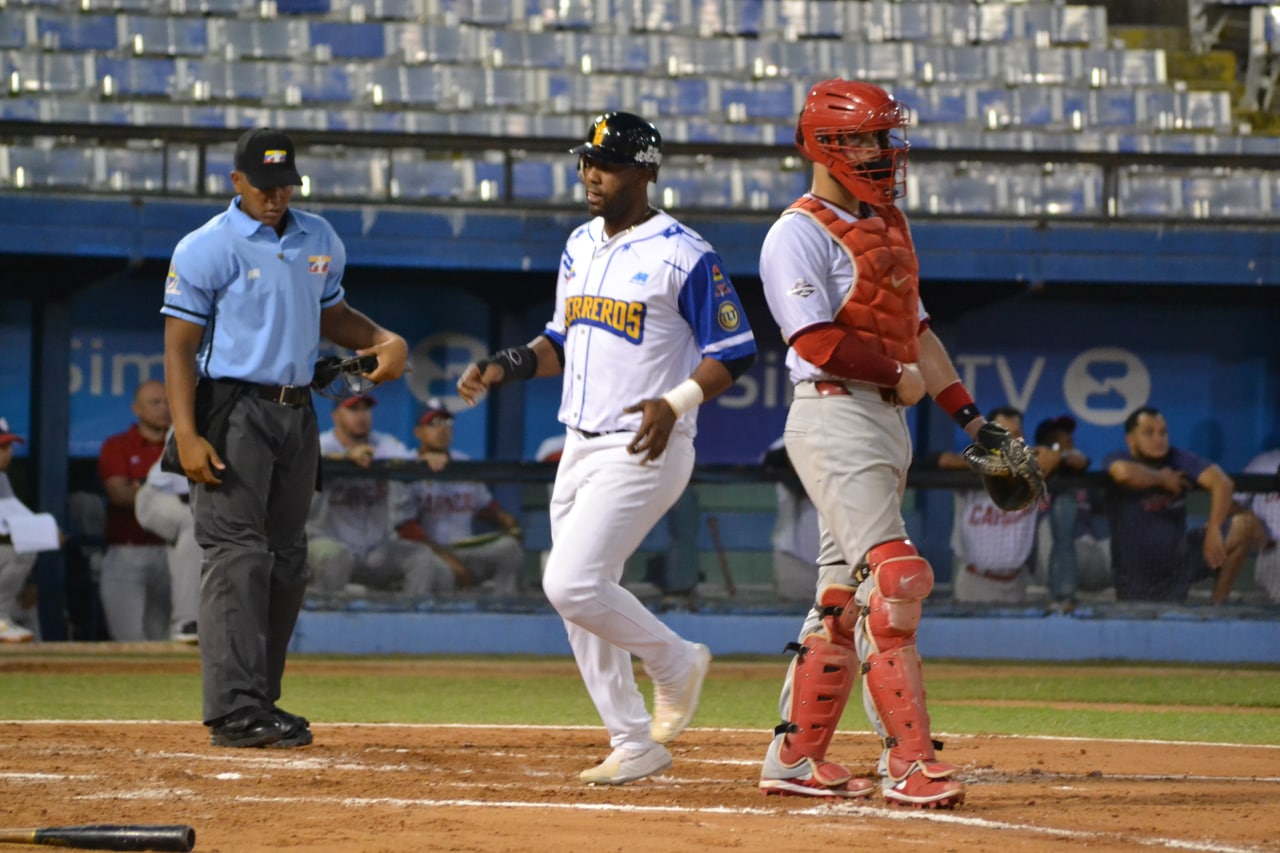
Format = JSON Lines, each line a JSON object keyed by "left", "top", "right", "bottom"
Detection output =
{"left": 191, "top": 395, "right": 318, "bottom": 726}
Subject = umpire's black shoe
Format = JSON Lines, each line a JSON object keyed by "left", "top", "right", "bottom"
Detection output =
{"left": 268, "top": 707, "right": 313, "bottom": 748}
{"left": 209, "top": 712, "right": 284, "bottom": 748}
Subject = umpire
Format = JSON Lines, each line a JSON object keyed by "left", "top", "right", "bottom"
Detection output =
{"left": 162, "top": 127, "right": 408, "bottom": 748}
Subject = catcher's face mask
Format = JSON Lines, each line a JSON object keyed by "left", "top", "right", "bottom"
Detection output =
{"left": 797, "top": 80, "right": 911, "bottom": 207}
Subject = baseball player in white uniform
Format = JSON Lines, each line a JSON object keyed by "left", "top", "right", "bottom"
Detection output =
{"left": 756, "top": 80, "right": 993, "bottom": 809}
{"left": 395, "top": 399, "right": 524, "bottom": 597}
{"left": 307, "top": 395, "right": 451, "bottom": 596}
{"left": 1237, "top": 448, "right": 1280, "bottom": 603}
{"left": 135, "top": 438, "right": 201, "bottom": 642}
{"left": 942, "top": 408, "right": 1045, "bottom": 605}
{"left": 457, "top": 112, "right": 757, "bottom": 786}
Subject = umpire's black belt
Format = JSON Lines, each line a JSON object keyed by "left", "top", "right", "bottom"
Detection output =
{"left": 253, "top": 383, "right": 312, "bottom": 407}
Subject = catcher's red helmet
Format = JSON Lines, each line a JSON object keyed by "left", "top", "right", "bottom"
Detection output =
{"left": 795, "top": 79, "right": 910, "bottom": 206}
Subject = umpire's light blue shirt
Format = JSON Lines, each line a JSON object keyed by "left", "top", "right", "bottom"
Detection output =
{"left": 161, "top": 198, "right": 346, "bottom": 387}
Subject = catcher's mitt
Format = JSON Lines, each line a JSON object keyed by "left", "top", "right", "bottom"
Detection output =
{"left": 961, "top": 422, "right": 1045, "bottom": 512}
{"left": 311, "top": 353, "right": 379, "bottom": 401}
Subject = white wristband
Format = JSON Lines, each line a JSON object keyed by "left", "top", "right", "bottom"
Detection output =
{"left": 661, "top": 378, "right": 704, "bottom": 418}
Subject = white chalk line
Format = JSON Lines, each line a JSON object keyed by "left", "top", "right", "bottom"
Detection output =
{"left": 69, "top": 789, "right": 1267, "bottom": 853}
{"left": 7, "top": 720, "right": 1279, "bottom": 752}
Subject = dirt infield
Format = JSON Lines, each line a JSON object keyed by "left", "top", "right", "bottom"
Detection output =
{"left": 2, "top": 722, "right": 1277, "bottom": 851}
{"left": 2, "top": 652, "right": 1278, "bottom": 852}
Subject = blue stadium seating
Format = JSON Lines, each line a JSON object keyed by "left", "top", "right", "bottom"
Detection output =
{"left": 35, "top": 13, "right": 116, "bottom": 52}
{"left": 309, "top": 22, "right": 386, "bottom": 59}
{"left": 120, "top": 16, "right": 209, "bottom": 57}
{"left": 0, "top": 11, "right": 28, "bottom": 49}
{"left": 97, "top": 57, "right": 178, "bottom": 99}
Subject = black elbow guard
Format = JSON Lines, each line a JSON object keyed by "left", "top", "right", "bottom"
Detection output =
{"left": 543, "top": 335, "right": 565, "bottom": 368}
{"left": 721, "top": 353, "right": 756, "bottom": 381}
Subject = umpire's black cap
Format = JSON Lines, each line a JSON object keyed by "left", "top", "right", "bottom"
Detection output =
{"left": 234, "top": 127, "right": 303, "bottom": 189}
{"left": 570, "top": 112, "right": 663, "bottom": 170}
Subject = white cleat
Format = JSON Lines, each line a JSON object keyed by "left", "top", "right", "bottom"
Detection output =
{"left": 651, "top": 642, "right": 712, "bottom": 745}
{"left": 579, "top": 743, "right": 673, "bottom": 785}
{"left": 0, "top": 619, "right": 34, "bottom": 643}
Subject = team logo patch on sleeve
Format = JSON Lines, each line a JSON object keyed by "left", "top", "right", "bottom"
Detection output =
{"left": 263, "top": 149, "right": 287, "bottom": 164}
{"left": 717, "top": 301, "right": 741, "bottom": 332}
{"left": 308, "top": 255, "right": 331, "bottom": 274}
{"left": 164, "top": 264, "right": 180, "bottom": 294}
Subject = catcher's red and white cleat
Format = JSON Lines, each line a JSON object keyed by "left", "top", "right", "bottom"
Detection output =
{"left": 883, "top": 766, "right": 966, "bottom": 809}
{"left": 760, "top": 736, "right": 874, "bottom": 799}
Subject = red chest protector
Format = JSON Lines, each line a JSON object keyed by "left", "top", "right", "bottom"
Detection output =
{"left": 787, "top": 196, "right": 920, "bottom": 364}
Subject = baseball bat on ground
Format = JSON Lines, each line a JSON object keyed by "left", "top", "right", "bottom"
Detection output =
{"left": 0, "top": 825, "right": 195, "bottom": 852}
{"left": 705, "top": 516, "right": 737, "bottom": 598}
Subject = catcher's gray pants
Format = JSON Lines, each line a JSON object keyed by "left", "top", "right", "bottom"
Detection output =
{"left": 135, "top": 485, "right": 201, "bottom": 632}
{"left": 191, "top": 396, "right": 317, "bottom": 726}
{"left": 0, "top": 544, "right": 36, "bottom": 622}
{"left": 99, "top": 544, "right": 170, "bottom": 641}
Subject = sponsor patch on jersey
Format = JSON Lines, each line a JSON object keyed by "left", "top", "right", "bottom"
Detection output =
{"left": 263, "top": 149, "right": 287, "bottom": 164}
{"left": 717, "top": 301, "right": 741, "bottom": 332}
{"left": 308, "top": 255, "right": 331, "bottom": 274}
{"left": 164, "top": 264, "right": 180, "bottom": 295}
{"left": 787, "top": 279, "right": 816, "bottom": 298}
{"left": 564, "top": 295, "right": 646, "bottom": 343}
{"left": 628, "top": 271, "right": 649, "bottom": 285}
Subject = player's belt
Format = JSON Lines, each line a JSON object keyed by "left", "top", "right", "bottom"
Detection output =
{"left": 813, "top": 380, "right": 896, "bottom": 404}
{"left": 253, "top": 384, "right": 312, "bottom": 407}
{"left": 964, "top": 564, "right": 1025, "bottom": 582}
{"left": 572, "top": 427, "right": 626, "bottom": 440}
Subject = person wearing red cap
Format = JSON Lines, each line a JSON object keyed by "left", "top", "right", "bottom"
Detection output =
{"left": 307, "top": 395, "right": 451, "bottom": 598}
{"left": 0, "top": 418, "right": 57, "bottom": 643}
{"left": 396, "top": 400, "right": 524, "bottom": 597}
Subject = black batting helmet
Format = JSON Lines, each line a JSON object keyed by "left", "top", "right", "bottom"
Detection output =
{"left": 570, "top": 112, "right": 663, "bottom": 170}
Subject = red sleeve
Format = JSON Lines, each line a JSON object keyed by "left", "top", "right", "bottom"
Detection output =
{"left": 791, "top": 324, "right": 903, "bottom": 387}
{"left": 98, "top": 433, "right": 129, "bottom": 482}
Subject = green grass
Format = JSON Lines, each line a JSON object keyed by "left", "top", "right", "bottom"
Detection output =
{"left": 3, "top": 653, "right": 1278, "bottom": 746}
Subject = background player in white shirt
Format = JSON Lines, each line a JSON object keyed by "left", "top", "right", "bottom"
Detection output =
{"left": 396, "top": 399, "right": 524, "bottom": 597}
{"left": 1236, "top": 448, "right": 1280, "bottom": 603}
{"left": 755, "top": 79, "right": 1008, "bottom": 809}
{"left": 457, "top": 112, "right": 757, "bottom": 787}
{"left": 135, "top": 434, "right": 200, "bottom": 642}
{"left": 940, "top": 408, "right": 1046, "bottom": 605}
{"left": 307, "top": 395, "right": 450, "bottom": 597}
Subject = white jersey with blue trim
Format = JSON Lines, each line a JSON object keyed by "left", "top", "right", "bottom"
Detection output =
{"left": 759, "top": 195, "right": 929, "bottom": 386}
{"left": 544, "top": 209, "right": 756, "bottom": 438}
{"left": 160, "top": 198, "right": 347, "bottom": 387}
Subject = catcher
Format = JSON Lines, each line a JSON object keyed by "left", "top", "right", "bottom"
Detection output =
{"left": 756, "top": 78, "right": 1042, "bottom": 808}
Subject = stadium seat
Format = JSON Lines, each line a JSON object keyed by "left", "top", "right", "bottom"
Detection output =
{"left": 662, "top": 34, "right": 745, "bottom": 77}
{"left": 325, "top": 0, "right": 422, "bottom": 21}
{"left": 309, "top": 22, "right": 386, "bottom": 59}
{"left": 175, "top": 58, "right": 270, "bottom": 102}
{"left": 574, "top": 33, "right": 652, "bottom": 74}
{"left": 363, "top": 64, "right": 447, "bottom": 107}
{"left": 767, "top": 0, "right": 851, "bottom": 39}
{"left": 387, "top": 23, "right": 467, "bottom": 64}
{"left": 0, "top": 11, "right": 29, "bottom": 50}
{"left": 4, "top": 144, "right": 96, "bottom": 190}
{"left": 489, "top": 30, "right": 573, "bottom": 69}
{"left": 120, "top": 16, "right": 208, "bottom": 57}
{"left": 168, "top": 0, "right": 258, "bottom": 14}
{"left": 450, "top": 0, "right": 516, "bottom": 28}
{"left": 97, "top": 57, "right": 178, "bottom": 99}
{"left": 720, "top": 79, "right": 797, "bottom": 122}
{"left": 34, "top": 13, "right": 117, "bottom": 52}
{"left": 98, "top": 146, "right": 168, "bottom": 193}
{"left": 4, "top": 51, "right": 92, "bottom": 95}
{"left": 1117, "top": 169, "right": 1181, "bottom": 217}
{"left": 277, "top": 0, "right": 331, "bottom": 13}
{"left": 206, "top": 19, "right": 309, "bottom": 61}
{"left": 526, "top": 0, "right": 602, "bottom": 32}
{"left": 297, "top": 149, "right": 389, "bottom": 199}
{"left": 749, "top": 39, "right": 827, "bottom": 80}
{"left": 1183, "top": 172, "right": 1267, "bottom": 218}
{"left": 277, "top": 62, "right": 355, "bottom": 104}
{"left": 966, "top": 2, "right": 1017, "bottom": 43}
